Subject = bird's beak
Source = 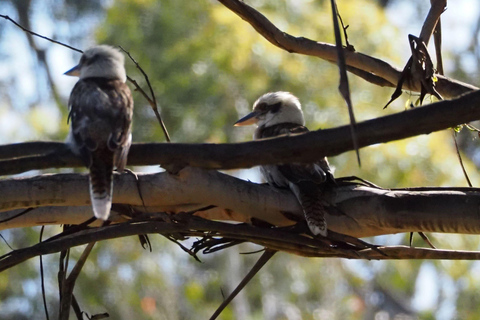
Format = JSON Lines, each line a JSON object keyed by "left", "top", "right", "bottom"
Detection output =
{"left": 64, "top": 64, "right": 81, "bottom": 77}
{"left": 234, "top": 112, "right": 259, "bottom": 126}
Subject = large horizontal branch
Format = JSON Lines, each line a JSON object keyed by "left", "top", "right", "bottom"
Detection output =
{"left": 2, "top": 167, "right": 480, "bottom": 238}
{"left": 0, "top": 168, "right": 299, "bottom": 229}
{"left": 2, "top": 88, "right": 480, "bottom": 175}
{"left": 218, "top": 0, "right": 477, "bottom": 98}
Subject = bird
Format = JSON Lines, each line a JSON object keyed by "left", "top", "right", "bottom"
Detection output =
{"left": 64, "top": 45, "right": 133, "bottom": 221}
{"left": 234, "top": 92, "right": 334, "bottom": 237}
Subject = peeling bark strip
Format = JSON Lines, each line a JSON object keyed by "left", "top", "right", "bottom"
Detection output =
{"left": 2, "top": 168, "right": 480, "bottom": 238}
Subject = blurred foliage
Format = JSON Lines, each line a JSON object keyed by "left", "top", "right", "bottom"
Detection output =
{"left": 2, "top": 0, "right": 480, "bottom": 319}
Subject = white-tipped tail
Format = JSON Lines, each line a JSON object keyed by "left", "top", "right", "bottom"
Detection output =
{"left": 305, "top": 215, "right": 328, "bottom": 237}
{"left": 89, "top": 161, "right": 114, "bottom": 220}
{"left": 90, "top": 190, "right": 112, "bottom": 220}
{"left": 289, "top": 182, "right": 328, "bottom": 237}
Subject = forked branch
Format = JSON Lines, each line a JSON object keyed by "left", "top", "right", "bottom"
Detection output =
{"left": 217, "top": 0, "right": 476, "bottom": 98}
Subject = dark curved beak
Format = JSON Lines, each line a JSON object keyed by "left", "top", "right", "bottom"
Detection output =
{"left": 234, "top": 111, "right": 259, "bottom": 126}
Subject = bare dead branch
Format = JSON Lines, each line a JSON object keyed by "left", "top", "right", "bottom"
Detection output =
{"left": 433, "top": 14, "right": 444, "bottom": 75}
{"left": 209, "top": 250, "right": 276, "bottom": 320}
{"left": 119, "top": 47, "right": 171, "bottom": 142}
{"left": 418, "top": 0, "right": 447, "bottom": 45}
{"left": 452, "top": 130, "right": 473, "bottom": 187}
{"left": 330, "top": 0, "right": 360, "bottom": 166}
{"left": 2, "top": 88, "right": 480, "bottom": 175}
{"left": 39, "top": 227, "right": 51, "bottom": 320}
{"left": 345, "top": 65, "right": 393, "bottom": 87}
{"left": 3, "top": 214, "right": 480, "bottom": 275}
{"left": 217, "top": 0, "right": 476, "bottom": 98}
{"left": 59, "top": 242, "right": 96, "bottom": 320}
{"left": 385, "top": 0, "right": 446, "bottom": 107}
{"left": 0, "top": 14, "right": 83, "bottom": 53}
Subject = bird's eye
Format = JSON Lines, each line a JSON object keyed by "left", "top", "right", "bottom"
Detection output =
{"left": 269, "top": 102, "right": 282, "bottom": 114}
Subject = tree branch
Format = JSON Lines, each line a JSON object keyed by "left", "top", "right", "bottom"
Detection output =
{"left": 217, "top": 0, "right": 476, "bottom": 98}
{"left": 0, "top": 168, "right": 301, "bottom": 229}
{"left": 418, "top": 0, "right": 446, "bottom": 45}
{"left": 2, "top": 89, "right": 480, "bottom": 175}
{"left": 3, "top": 213, "right": 480, "bottom": 274}
{"left": 3, "top": 168, "right": 480, "bottom": 238}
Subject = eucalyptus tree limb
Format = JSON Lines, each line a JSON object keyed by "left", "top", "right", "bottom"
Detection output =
{"left": 2, "top": 167, "right": 480, "bottom": 238}
{"left": 2, "top": 88, "right": 480, "bottom": 175}
{"left": 418, "top": 0, "right": 446, "bottom": 45}
{"left": 217, "top": 0, "right": 476, "bottom": 98}
{"left": 0, "top": 168, "right": 301, "bottom": 230}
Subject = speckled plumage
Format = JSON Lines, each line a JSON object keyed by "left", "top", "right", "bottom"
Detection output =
{"left": 65, "top": 45, "right": 133, "bottom": 220}
{"left": 235, "top": 92, "right": 333, "bottom": 236}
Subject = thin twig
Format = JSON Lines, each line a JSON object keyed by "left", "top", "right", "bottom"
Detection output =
{"left": 39, "top": 226, "right": 50, "bottom": 320}
{"left": 59, "top": 242, "right": 96, "bottom": 320}
{"left": 452, "top": 130, "right": 473, "bottom": 187}
{"left": 166, "top": 235, "right": 201, "bottom": 262}
{"left": 119, "top": 47, "right": 171, "bottom": 142}
{"left": 123, "top": 169, "right": 153, "bottom": 251}
{"left": 0, "top": 14, "right": 171, "bottom": 143}
{"left": 336, "top": 9, "right": 354, "bottom": 51}
{"left": 58, "top": 246, "right": 69, "bottom": 319}
{"left": 71, "top": 295, "right": 84, "bottom": 320}
{"left": 0, "top": 233, "right": 14, "bottom": 251}
{"left": 0, "top": 208, "right": 35, "bottom": 224}
{"left": 209, "top": 250, "right": 276, "bottom": 320}
{"left": 0, "top": 14, "right": 83, "bottom": 53}
{"left": 433, "top": 17, "right": 444, "bottom": 75}
{"left": 418, "top": 232, "right": 436, "bottom": 249}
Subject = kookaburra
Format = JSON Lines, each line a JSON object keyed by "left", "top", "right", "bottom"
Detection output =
{"left": 65, "top": 45, "right": 133, "bottom": 221}
{"left": 235, "top": 92, "right": 334, "bottom": 237}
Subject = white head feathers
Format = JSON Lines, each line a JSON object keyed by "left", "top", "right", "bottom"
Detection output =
{"left": 64, "top": 45, "right": 127, "bottom": 83}
{"left": 235, "top": 91, "right": 305, "bottom": 128}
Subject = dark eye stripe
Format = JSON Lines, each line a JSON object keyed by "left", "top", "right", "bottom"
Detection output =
{"left": 270, "top": 102, "right": 282, "bottom": 113}
{"left": 256, "top": 102, "right": 268, "bottom": 111}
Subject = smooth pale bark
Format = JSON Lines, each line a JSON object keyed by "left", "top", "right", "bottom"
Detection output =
{"left": 2, "top": 167, "right": 480, "bottom": 238}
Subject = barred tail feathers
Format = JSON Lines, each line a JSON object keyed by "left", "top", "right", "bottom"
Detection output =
{"left": 289, "top": 182, "right": 328, "bottom": 237}
{"left": 89, "top": 160, "right": 114, "bottom": 220}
